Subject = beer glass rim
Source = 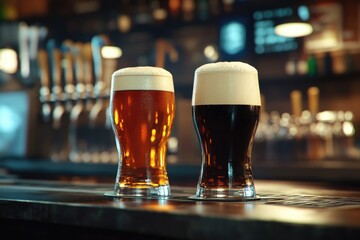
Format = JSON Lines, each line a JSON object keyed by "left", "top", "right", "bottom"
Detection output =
{"left": 113, "top": 66, "right": 172, "bottom": 78}
{"left": 192, "top": 62, "right": 261, "bottom": 106}
{"left": 111, "top": 66, "right": 174, "bottom": 92}
{"left": 195, "top": 61, "right": 258, "bottom": 75}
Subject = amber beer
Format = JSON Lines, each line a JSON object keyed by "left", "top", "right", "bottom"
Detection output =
{"left": 192, "top": 62, "right": 261, "bottom": 200}
{"left": 109, "top": 67, "right": 175, "bottom": 197}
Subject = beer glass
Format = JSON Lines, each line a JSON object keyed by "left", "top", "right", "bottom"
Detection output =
{"left": 107, "top": 66, "right": 175, "bottom": 197}
{"left": 191, "top": 62, "right": 261, "bottom": 200}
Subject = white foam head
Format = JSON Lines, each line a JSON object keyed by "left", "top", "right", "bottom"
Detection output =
{"left": 192, "top": 62, "right": 261, "bottom": 106}
{"left": 111, "top": 66, "right": 174, "bottom": 92}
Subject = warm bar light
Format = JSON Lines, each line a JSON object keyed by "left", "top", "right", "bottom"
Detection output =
{"left": 204, "top": 45, "right": 219, "bottom": 62}
{"left": 274, "top": 5, "right": 313, "bottom": 38}
{"left": 275, "top": 22, "right": 313, "bottom": 38}
{"left": 0, "top": 48, "right": 18, "bottom": 74}
{"left": 101, "top": 46, "right": 122, "bottom": 59}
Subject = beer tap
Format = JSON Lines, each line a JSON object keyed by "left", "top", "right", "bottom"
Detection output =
{"left": 290, "top": 90, "right": 308, "bottom": 161}
{"left": 89, "top": 35, "right": 109, "bottom": 127}
{"left": 37, "top": 49, "right": 51, "bottom": 122}
{"left": 61, "top": 40, "right": 76, "bottom": 112}
{"left": 88, "top": 35, "right": 112, "bottom": 163}
{"left": 74, "top": 42, "right": 86, "bottom": 100}
{"left": 47, "top": 40, "right": 66, "bottom": 161}
{"left": 306, "top": 86, "right": 326, "bottom": 160}
{"left": 308, "top": 87, "right": 319, "bottom": 117}
{"left": 69, "top": 42, "right": 89, "bottom": 162}
{"left": 19, "top": 23, "right": 44, "bottom": 85}
{"left": 104, "top": 59, "right": 117, "bottom": 122}
{"left": 68, "top": 42, "right": 85, "bottom": 105}
{"left": 83, "top": 43, "right": 95, "bottom": 111}
{"left": 48, "top": 41, "right": 64, "bottom": 130}
{"left": 18, "top": 22, "right": 30, "bottom": 82}
{"left": 290, "top": 90, "right": 303, "bottom": 138}
{"left": 290, "top": 90, "right": 302, "bottom": 119}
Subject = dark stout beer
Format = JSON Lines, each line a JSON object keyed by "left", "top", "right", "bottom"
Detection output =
{"left": 192, "top": 62, "right": 261, "bottom": 199}
{"left": 193, "top": 105, "right": 260, "bottom": 188}
{"left": 110, "top": 67, "right": 174, "bottom": 197}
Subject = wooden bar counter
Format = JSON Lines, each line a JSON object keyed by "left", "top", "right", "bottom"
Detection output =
{"left": 0, "top": 179, "right": 359, "bottom": 239}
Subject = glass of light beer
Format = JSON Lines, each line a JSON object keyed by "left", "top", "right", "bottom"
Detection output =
{"left": 191, "top": 62, "right": 261, "bottom": 200}
{"left": 107, "top": 66, "right": 175, "bottom": 198}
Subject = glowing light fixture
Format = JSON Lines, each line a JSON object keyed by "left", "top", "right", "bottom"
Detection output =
{"left": 274, "top": 5, "right": 313, "bottom": 38}
{"left": 0, "top": 48, "right": 18, "bottom": 74}
{"left": 101, "top": 46, "right": 123, "bottom": 59}
{"left": 117, "top": 14, "right": 131, "bottom": 33}
{"left": 343, "top": 121, "right": 355, "bottom": 137}
{"left": 153, "top": 8, "right": 168, "bottom": 21}
{"left": 275, "top": 22, "right": 313, "bottom": 38}
{"left": 204, "top": 45, "right": 219, "bottom": 62}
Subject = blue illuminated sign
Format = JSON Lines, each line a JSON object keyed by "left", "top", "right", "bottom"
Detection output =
{"left": 220, "top": 21, "right": 246, "bottom": 55}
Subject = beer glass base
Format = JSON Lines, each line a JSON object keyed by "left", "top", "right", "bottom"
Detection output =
{"left": 104, "top": 184, "right": 171, "bottom": 198}
{"left": 189, "top": 185, "right": 258, "bottom": 201}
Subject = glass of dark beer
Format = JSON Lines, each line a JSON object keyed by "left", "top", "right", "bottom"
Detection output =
{"left": 191, "top": 62, "right": 261, "bottom": 200}
{"left": 107, "top": 66, "right": 175, "bottom": 198}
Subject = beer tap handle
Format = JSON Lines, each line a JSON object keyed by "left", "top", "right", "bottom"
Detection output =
{"left": 70, "top": 42, "right": 86, "bottom": 125}
{"left": 47, "top": 40, "right": 63, "bottom": 100}
{"left": 290, "top": 90, "right": 302, "bottom": 118}
{"left": 18, "top": 22, "right": 30, "bottom": 80}
{"left": 308, "top": 87, "right": 319, "bottom": 116}
{"left": 28, "top": 26, "right": 40, "bottom": 61}
{"left": 52, "top": 49, "right": 65, "bottom": 129}
{"left": 88, "top": 35, "right": 110, "bottom": 127}
{"left": 82, "top": 42, "right": 94, "bottom": 98}
{"left": 306, "top": 86, "right": 324, "bottom": 160}
{"left": 103, "top": 55, "right": 118, "bottom": 129}
{"left": 53, "top": 48, "right": 63, "bottom": 98}
{"left": 61, "top": 40, "right": 76, "bottom": 107}
{"left": 74, "top": 42, "right": 85, "bottom": 99}
{"left": 47, "top": 40, "right": 65, "bottom": 129}
{"left": 38, "top": 49, "right": 51, "bottom": 100}
{"left": 91, "top": 35, "right": 110, "bottom": 97}
{"left": 38, "top": 49, "right": 52, "bottom": 121}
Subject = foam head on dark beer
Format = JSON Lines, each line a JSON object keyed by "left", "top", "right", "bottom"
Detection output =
{"left": 192, "top": 62, "right": 261, "bottom": 106}
{"left": 111, "top": 66, "right": 174, "bottom": 92}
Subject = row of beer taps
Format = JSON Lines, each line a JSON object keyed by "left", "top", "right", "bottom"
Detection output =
{"left": 37, "top": 36, "right": 179, "bottom": 164}
{"left": 37, "top": 35, "right": 118, "bottom": 164}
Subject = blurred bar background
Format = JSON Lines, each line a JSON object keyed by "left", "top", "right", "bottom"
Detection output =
{"left": 0, "top": 0, "right": 359, "bottom": 185}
